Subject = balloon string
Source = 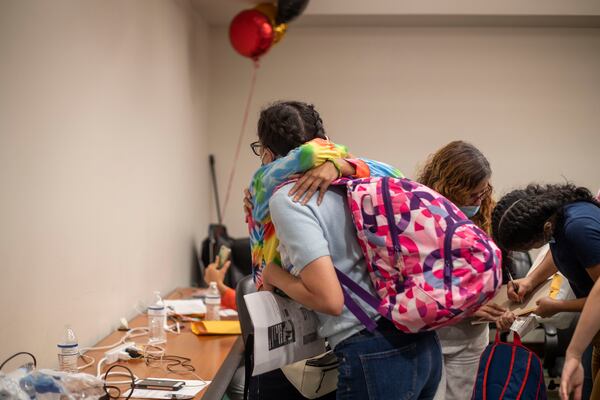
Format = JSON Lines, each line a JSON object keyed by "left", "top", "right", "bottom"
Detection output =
{"left": 222, "top": 60, "right": 259, "bottom": 221}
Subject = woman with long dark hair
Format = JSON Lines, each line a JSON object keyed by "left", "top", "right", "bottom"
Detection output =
{"left": 493, "top": 183, "right": 600, "bottom": 400}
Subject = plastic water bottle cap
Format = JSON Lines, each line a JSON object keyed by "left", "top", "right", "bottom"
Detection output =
{"left": 60, "top": 325, "right": 78, "bottom": 346}
{"left": 208, "top": 282, "right": 219, "bottom": 293}
{"left": 154, "top": 291, "right": 164, "bottom": 306}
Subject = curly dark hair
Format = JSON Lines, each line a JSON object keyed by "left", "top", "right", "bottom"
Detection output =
{"left": 257, "top": 101, "right": 327, "bottom": 157}
{"left": 492, "top": 183, "right": 599, "bottom": 250}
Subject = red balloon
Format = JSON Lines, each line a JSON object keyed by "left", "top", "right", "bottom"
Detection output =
{"left": 229, "top": 10, "right": 274, "bottom": 60}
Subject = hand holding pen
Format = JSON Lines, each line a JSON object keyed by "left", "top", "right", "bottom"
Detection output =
{"left": 506, "top": 271, "right": 531, "bottom": 303}
{"left": 507, "top": 270, "right": 520, "bottom": 298}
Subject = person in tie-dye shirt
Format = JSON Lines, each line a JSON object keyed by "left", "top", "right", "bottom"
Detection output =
{"left": 245, "top": 100, "right": 441, "bottom": 400}
{"left": 245, "top": 101, "right": 401, "bottom": 289}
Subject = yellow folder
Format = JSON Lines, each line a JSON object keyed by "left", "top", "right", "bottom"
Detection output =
{"left": 191, "top": 320, "right": 241, "bottom": 335}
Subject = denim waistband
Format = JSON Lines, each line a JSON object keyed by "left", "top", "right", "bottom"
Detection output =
{"left": 352, "top": 317, "right": 435, "bottom": 341}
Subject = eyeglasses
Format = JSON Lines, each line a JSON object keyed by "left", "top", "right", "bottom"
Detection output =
{"left": 469, "top": 184, "right": 493, "bottom": 203}
{"left": 250, "top": 141, "right": 263, "bottom": 157}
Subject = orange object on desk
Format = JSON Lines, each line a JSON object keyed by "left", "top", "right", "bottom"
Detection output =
{"left": 221, "top": 288, "right": 237, "bottom": 311}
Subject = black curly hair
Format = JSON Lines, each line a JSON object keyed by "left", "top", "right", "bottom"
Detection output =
{"left": 492, "top": 183, "right": 599, "bottom": 251}
{"left": 257, "top": 101, "right": 327, "bottom": 157}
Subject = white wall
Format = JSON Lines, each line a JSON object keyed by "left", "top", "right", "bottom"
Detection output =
{"left": 305, "top": 0, "right": 600, "bottom": 16}
{"left": 0, "top": 0, "right": 210, "bottom": 367}
{"left": 207, "top": 26, "right": 600, "bottom": 237}
{"left": 2, "top": 3, "right": 599, "bottom": 368}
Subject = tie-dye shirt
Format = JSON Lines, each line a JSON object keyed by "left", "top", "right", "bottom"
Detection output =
{"left": 247, "top": 138, "right": 402, "bottom": 287}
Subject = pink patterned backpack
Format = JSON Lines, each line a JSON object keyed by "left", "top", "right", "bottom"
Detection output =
{"left": 335, "top": 177, "right": 502, "bottom": 333}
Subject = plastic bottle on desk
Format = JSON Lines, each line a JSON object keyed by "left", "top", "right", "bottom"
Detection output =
{"left": 57, "top": 325, "right": 79, "bottom": 373}
{"left": 147, "top": 291, "right": 166, "bottom": 344}
{"left": 205, "top": 282, "right": 221, "bottom": 321}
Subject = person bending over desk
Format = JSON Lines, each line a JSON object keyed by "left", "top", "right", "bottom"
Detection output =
{"left": 492, "top": 183, "right": 600, "bottom": 400}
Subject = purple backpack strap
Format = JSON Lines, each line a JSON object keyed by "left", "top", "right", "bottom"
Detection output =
{"left": 443, "top": 219, "right": 472, "bottom": 291}
{"left": 335, "top": 268, "right": 382, "bottom": 332}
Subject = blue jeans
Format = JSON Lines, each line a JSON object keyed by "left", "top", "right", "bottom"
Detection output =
{"left": 333, "top": 319, "right": 442, "bottom": 400}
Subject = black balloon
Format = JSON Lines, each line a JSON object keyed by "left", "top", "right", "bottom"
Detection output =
{"left": 275, "top": 0, "right": 309, "bottom": 24}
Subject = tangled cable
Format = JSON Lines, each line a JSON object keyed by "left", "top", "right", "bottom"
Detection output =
{"left": 0, "top": 352, "right": 37, "bottom": 371}
{"left": 145, "top": 354, "right": 194, "bottom": 374}
{"left": 102, "top": 364, "right": 135, "bottom": 400}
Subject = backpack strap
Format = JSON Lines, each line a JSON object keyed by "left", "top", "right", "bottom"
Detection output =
{"left": 493, "top": 331, "right": 523, "bottom": 346}
{"left": 512, "top": 332, "right": 523, "bottom": 346}
{"left": 494, "top": 330, "right": 501, "bottom": 343}
{"left": 334, "top": 268, "right": 381, "bottom": 332}
{"left": 443, "top": 219, "right": 472, "bottom": 292}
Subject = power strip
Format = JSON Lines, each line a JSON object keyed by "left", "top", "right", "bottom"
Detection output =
{"left": 105, "top": 341, "right": 137, "bottom": 364}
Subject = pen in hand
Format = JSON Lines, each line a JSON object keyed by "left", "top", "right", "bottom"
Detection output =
{"left": 507, "top": 270, "right": 522, "bottom": 302}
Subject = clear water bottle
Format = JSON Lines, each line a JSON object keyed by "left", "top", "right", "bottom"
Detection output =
{"left": 57, "top": 325, "right": 79, "bottom": 373}
{"left": 147, "top": 291, "right": 166, "bottom": 344}
{"left": 205, "top": 281, "right": 221, "bottom": 321}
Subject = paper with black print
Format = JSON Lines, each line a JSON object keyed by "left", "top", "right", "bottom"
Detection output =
{"left": 244, "top": 291, "right": 325, "bottom": 376}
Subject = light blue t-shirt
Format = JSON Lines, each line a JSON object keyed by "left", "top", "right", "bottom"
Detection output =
{"left": 269, "top": 183, "right": 380, "bottom": 349}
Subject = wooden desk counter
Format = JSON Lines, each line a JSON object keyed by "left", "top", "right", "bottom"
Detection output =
{"left": 82, "top": 288, "right": 240, "bottom": 399}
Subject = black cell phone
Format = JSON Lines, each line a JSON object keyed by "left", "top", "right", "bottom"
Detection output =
{"left": 134, "top": 379, "right": 185, "bottom": 391}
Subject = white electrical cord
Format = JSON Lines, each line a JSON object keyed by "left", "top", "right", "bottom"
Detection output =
{"left": 80, "top": 322, "right": 180, "bottom": 384}
{"left": 80, "top": 327, "right": 149, "bottom": 354}
{"left": 77, "top": 353, "right": 95, "bottom": 370}
{"left": 77, "top": 327, "right": 148, "bottom": 374}
{"left": 165, "top": 321, "right": 181, "bottom": 334}
{"left": 96, "top": 357, "right": 107, "bottom": 378}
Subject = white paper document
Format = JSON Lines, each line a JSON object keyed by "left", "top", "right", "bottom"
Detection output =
{"left": 124, "top": 379, "right": 210, "bottom": 399}
{"left": 164, "top": 299, "right": 206, "bottom": 315}
{"left": 510, "top": 315, "right": 540, "bottom": 338}
{"left": 219, "top": 309, "right": 238, "bottom": 317}
{"left": 244, "top": 291, "right": 326, "bottom": 376}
